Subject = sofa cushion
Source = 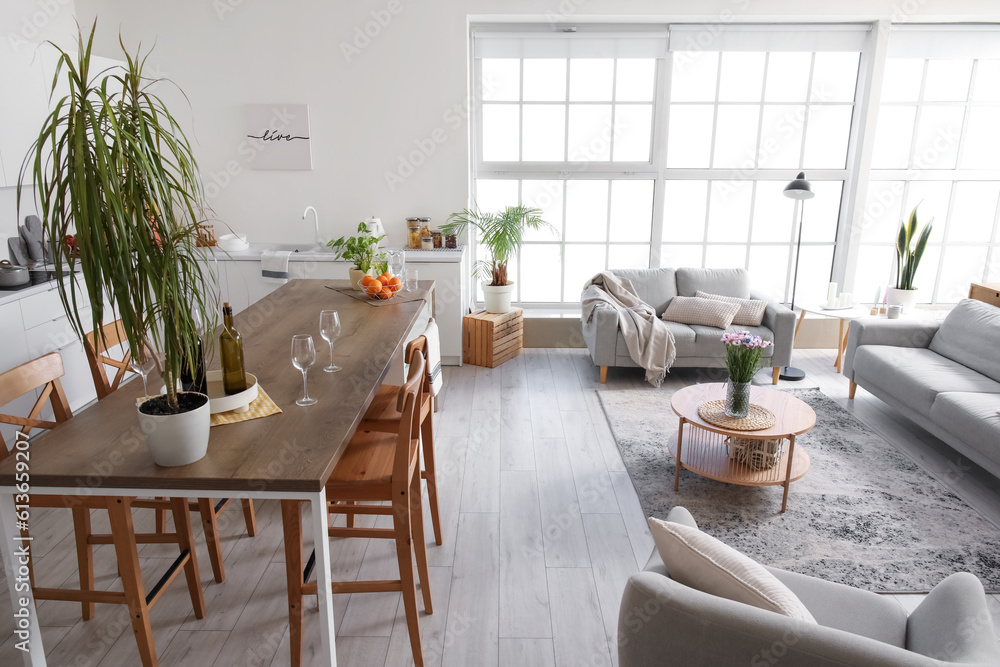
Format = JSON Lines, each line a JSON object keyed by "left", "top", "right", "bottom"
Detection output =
{"left": 930, "top": 392, "right": 1000, "bottom": 461}
{"left": 663, "top": 296, "right": 740, "bottom": 328}
{"left": 854, "top": 346, "right": 1000, "bottom": 414}
{"left": 675, "top": 267, "right": 750, "bottom": 299}
{"left": 929, "top": 298, "right": 1000, "bottom": 384}
{"left": 610, "top": 268, "right": 677, "bottom": 316}
{"left": 684, "top": 325, "right": 775, "bottom": 358}
{"left": 617, "top": 321, "right": 694, "bottom": 359}
{"left": 696, "top": 290, "right": 767, "bottom": 326}
{"left": 648, "top": 517, "right": 816, "bottom": 623}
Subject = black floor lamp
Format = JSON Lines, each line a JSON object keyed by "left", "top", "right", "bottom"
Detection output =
{"left": 780, "top": 172, "right": 814, "bottom": 382}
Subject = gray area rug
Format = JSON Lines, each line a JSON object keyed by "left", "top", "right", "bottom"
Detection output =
{"left": 597, "top": 386, "right": 1000, "bottom": 592}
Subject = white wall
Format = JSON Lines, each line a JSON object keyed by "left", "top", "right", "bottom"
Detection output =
{"left": 8, "top": 0, "right": 1000, "bottom": 253}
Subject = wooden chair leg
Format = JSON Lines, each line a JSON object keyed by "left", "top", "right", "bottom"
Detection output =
{"left": 410, "top": 471, "right": 432, "bottom": 613}
{"left": 420, "top": 410, "right": 442, "bottom": 546}
{"left": 281, "top": 500, "right": 305, "bottom": 667}
{"left": 71, "top": 507, "right": 95, "bottom": 620}
{"left": 154, "top": 497, "right": 168, "bottom": 534}
{"left": 345, "top": 500, "right": 356, "bottom": 528}
{"left": 106, "top": 497, "right": 157, "bottom": 667}
{"left": 170, "top": 498, "right": 206, "bottom": 619}
{"left": 241, "top": 499, "right": 257, "bottom": 537}
{"left": 772, "top": 366, "right": 780, "bottom": 385}
{"left": 849, "top": 380, "right": 857, "bottom": 399}
{"left": 600, "top": 366, "right": 608, "bottom": 384}
{"left": 393, "top": 490, "right": 424, "bottom": 667}
{"left": 198, "top": 498, "right": 225, "bottom": 583}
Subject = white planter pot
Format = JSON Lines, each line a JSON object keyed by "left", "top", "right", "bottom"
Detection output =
{"left": 348, "top": 267, "right": 370, "bottom": 292}
{"left": 886, "top": 288, "right": 918, "bottom": 312}
{"left": 138, "top": 392, "right": 211, "bottom": 467}
{"left": 482, "top": 282, "right": 515, "bottom": 314}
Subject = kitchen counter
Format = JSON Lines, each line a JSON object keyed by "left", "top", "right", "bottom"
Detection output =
{"left": 205, "top": 244, "right": 466, "bottom": 263}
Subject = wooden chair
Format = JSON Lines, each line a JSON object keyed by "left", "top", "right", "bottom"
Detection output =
{"left": 84, "top": 319, "right": 258, "bottom": 583}
{"left": 0, "top": 352, "right": 206, "bottom": 662}
{"left": 282, "top": 352, "right": 433, "bottom": 667}
{"left": 355, "top": 333, "right": 442, "bottom": 546}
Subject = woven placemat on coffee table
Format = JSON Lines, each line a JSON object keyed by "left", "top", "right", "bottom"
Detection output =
{"left": 698, "top": 400, "right": 776, "bottom": 431}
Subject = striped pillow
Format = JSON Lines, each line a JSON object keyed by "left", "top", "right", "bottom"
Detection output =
{"left": 696, "top": 291, "right": 767, "bottom": 327}
{"left": 648, "top": 517, "right": 817, "bottom": 623}
{"left": 662, "top": 296, "right": 740, "bottom": 328}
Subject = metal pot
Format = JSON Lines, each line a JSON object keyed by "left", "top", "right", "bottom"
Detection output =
{"left": 0, "top": 260, "right": 29, "bottom": 287}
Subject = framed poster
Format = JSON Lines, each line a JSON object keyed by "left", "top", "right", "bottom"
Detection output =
{"left": 244, "top": 103, "right": 312, "bottom": 170}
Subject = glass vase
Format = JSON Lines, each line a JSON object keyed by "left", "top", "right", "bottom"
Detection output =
{"left": 725, "top": 380, "right": 752, "bottom": 419}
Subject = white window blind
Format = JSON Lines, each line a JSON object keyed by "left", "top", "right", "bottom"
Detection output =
{"left": 667, "top": 23, "right": 870, "bottom": 53}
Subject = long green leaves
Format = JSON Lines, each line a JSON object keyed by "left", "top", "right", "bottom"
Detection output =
{"left": 18, "top": 21, "right": 216, "bottom": 412}
{"left": 442, "top": 205, "right": 554, "bottom": 286}
{"left": 894, "top": 205, "right": 933, "bottom": 291}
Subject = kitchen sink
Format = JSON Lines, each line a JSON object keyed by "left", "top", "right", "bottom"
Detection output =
{"left": 262, "top": 243, "right": 331, "bottom": 254}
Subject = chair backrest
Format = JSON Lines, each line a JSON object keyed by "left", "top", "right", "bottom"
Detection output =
{"left": 0, "top": 352, "right": 73, "bottom": 456}
{"left": 84, "top": 319, "right": 132, "bottom": 400}
{"left": 399, "top": 334, "right": 430, "bottom": 412}
{"left": 391, "top": 353, "right": 426, "bottom": 487}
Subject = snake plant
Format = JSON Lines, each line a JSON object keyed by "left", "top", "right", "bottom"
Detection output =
{"left": 18, "top": 21, "right": 216, "bottom": 413}
{"left": 894, "top": 205, "right": 933, "bottom": 291}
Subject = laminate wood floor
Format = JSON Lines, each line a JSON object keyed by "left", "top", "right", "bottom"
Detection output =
{"left": 2, "top": 348, "right": 999, "bottom": 666}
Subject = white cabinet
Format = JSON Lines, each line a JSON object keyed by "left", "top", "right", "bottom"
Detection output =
{"left": 225, "top": 261, "right": 282, "bottom": 314}
{"left": 0, "top": 301, "right": 35, "bottom": 450}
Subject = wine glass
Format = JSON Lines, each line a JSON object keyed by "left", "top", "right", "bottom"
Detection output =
{"left": 130, "top": 346, "right": 156, "bottom": 397}
{"left": 319, "top": 310, "right": 341, "bottom": 373}
{"left": 291, "top": 334, "right": 318, "bottom": 406}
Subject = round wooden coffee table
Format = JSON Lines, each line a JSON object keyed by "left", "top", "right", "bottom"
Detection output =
{"left": 669, "top": 383, "right": 816, "bottom": 513}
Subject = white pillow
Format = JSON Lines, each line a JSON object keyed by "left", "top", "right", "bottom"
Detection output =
{"left": 647, "top": 517, "right": 817, "bottom": 623}
{"left": 696, "top": 290, "right": 767, "bottom": 327}
{"left": 662, "top": 296, "right": 740, "bottom": 328}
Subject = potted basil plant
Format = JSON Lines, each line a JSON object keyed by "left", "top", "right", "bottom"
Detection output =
{"left": 327, "top": 222, "right": 387, "bottom": 291}
{"left": 21, "top": 23, "right": 218, "bottom": 467}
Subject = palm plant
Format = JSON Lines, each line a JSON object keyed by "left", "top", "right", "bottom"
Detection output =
{"left": 894, "top": 205, "right": 933, "bottom": 291}
{"left": 441, "top": 205, "right": 553, "bottom": 286}
{"left": 18, "top": 22, "right": 215, "bottom": 414}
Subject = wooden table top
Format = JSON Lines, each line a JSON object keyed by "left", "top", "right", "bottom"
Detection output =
{"left": 670, "top": 383, "right": 816, "bottom": 439}
{"left": 0, "top": 279, "right": 430, "bottom": 493}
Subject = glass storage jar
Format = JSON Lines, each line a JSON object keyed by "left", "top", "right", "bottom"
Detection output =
{"left": 432, "top": 231, "right": 443, "bottom": 248}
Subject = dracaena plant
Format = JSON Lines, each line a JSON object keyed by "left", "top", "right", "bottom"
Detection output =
{"left": 18, "top": 21, "right": 217, "bottom": 413}
{"left": 326, "top": 222, "right": 386, "bottom": 273}
{"left": 894, "top": 205, "right": 933, "bottom": 291}
{"left": 441, "top": 205, "right": 554, "bottom": 286}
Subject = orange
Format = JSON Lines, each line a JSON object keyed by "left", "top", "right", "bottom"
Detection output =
{"left": 361, "top": 274, "right": 374, "bottom": 287}
{"left": 388, "top": 276, "right": 402, "bottom": 290}
{"left": 366, "top": 279, "right": 382, "bottom": 296}
{"left": 378, "top": 288, "right": 391, "bottom": 299}
{"left": 380, "top": 273, "right": 392, "bottom": 284}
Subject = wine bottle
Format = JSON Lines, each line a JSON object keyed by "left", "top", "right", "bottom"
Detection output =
{"left": 180, "top": 335, "right": 207, "bottom": 394}
{"left": 219, "top": 302, "right": 248, "bottom": 395}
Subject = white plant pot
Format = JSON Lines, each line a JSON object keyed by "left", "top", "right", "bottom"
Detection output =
{"left": 482, "top": 282, "right": 515, "bottom": 314}
{"left": 886, "top": 288, "right": 918, "bottom": 312}
{"left": 348, "top": 267, "right": 370, "bottom": 292}
{"left": 137, "top": 392, "right": 211, "bottom": 467}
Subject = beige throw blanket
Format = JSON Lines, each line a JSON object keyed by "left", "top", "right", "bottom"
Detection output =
{"left": 582, "top": 271, "right": 676, "bottom": 387}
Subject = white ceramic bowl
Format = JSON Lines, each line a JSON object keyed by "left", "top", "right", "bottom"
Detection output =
{"left": 217, "top": 233, "right": 249, "bottom": 252}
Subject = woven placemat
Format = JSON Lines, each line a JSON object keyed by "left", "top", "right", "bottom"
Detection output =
{"left": 698, "top": 400, "right": 776, "bottom": 431}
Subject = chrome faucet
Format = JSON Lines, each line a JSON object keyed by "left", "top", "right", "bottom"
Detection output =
{"left": 302, "top": 206, "right": 321, "bottom": 248}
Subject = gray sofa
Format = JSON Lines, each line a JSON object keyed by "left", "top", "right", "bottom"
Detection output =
{"left": 619, "top": 507, "right": 1000, "bottom": 667}
{"left": 844, "top": 298, "right": 1000, "bottom": 479}
{"left": 581, "top": 267, "right": 796, "bottom": 384}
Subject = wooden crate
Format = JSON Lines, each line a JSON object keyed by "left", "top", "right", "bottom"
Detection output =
{"left": 969, "top": 282, "right": 1000, "bottom": 308}
{"left": 463, "top": 308, "right": 523, "bottom": 368}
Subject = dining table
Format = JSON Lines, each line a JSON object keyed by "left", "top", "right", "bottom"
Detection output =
{"left": 0, "top": 278, "right": 432, "bottom": 667}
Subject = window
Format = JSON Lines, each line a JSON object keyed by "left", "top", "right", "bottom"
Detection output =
{"left": 855, "top": 26, "right": 1000, "bottom": 305}
{"left": 472, "top": 25, "right": 868, "bottom": 306}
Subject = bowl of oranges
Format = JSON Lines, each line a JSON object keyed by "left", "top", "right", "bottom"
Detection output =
{"left": 358, "top": 272, "right": 403, "bottom": 300}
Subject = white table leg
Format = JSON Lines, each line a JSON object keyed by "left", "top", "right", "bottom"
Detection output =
{"left": 309, "top": 488, "right": 337, "bottom": 667}
{"left": 0, "top": 491, "right": 46, "bottom": 666}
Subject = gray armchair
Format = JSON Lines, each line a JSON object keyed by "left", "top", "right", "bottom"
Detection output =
{"left": 581, "top": 268, "right": 796, "bottom": 384}
{"left": 619, "top": 507, "right": 1000, "bottom": 667}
